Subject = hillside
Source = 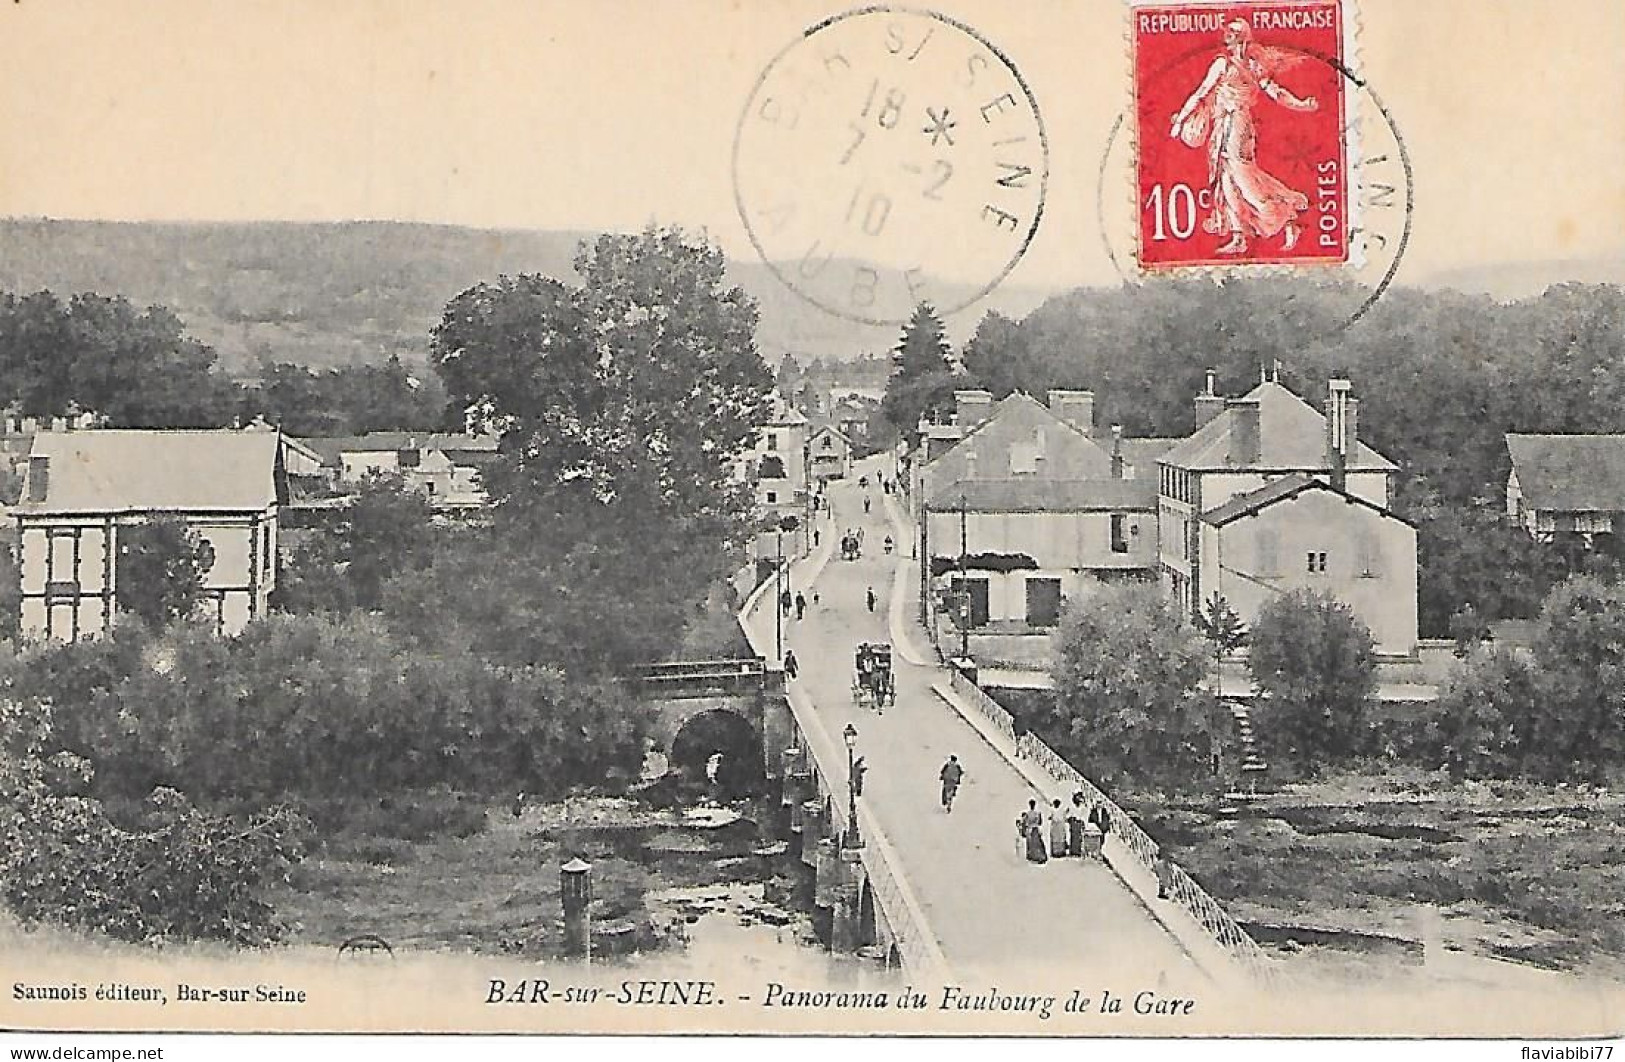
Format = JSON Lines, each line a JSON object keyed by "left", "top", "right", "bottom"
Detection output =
{"left": 0, "top": 219, "right": 1058, "bottom": 374}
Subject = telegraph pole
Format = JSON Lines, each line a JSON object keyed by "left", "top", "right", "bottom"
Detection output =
{"left": 958, "top": 490, "right": 969, "bottom": 660}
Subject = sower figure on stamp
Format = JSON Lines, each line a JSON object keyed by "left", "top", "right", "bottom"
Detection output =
{"left": 1169, "top": 19, "right": 1320, "bottom": 255}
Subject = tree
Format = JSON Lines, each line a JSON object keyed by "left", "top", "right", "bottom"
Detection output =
{"left": 427, "top": 229, "right": 773, "bottom": 677}
{"left": 274, "top": 474, "right": 438, "bottom": 614}
{"left": 961, "top": 310, "right": 1038, "bottom": 399}
{"left": 0, "top": 698, "right": 309, "bottom": 946}
{"left": 883, "top": 303, "right": 958, "bottom": 445}
{"left": 1248, "top": 589, "right": 1377, "bottom": 773}
{"left": 1196, "top": 592, "right": 1248, "bottom": 671}
{"left": 0, "top": 292, "right": 239, "bottom": 427}
{"left": 1525, "top": 576, "right": 1625, "bottom": 781}
{"left": 1434, "top": 646, "right": 1535, "bottom": 780}
{"left": 430, "top": 227, "right": 771, "bottom": 526}
{"left": 1043, "top": 584, "right": 1211, "bottom": 786}
{"left": 115, "top": 518, "right": 216, "bottom": 629}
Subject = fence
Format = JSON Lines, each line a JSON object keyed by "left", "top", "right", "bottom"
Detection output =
{"left": 950, "top": 665, "right": 1281, "bottom": 985}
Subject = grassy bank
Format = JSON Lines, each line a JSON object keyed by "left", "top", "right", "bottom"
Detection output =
{"left": 275, "top": 792, "right": 802, "bottom": 960}
{"left": 1120, "top": 768, "right": 1625, "bottom": 980}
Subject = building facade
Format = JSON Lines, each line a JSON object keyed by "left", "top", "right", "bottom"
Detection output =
{"left": 14, "top": 430, "right": 285, "bottom": 639}
{"left": 1157, "top": 374, "right": 1417, "bottom": 655}
{"left": 920, "top": 390, "right": 1174, "bottom": 633}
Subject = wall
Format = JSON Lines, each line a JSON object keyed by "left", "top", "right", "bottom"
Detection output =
{"left": 924, "top": 509, "right": 1157, "bottom": 572}
{"left": 1200, "top": 490, "right": 1418, "bottom": 655}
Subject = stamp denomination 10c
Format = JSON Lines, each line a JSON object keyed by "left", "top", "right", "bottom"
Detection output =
{"left": 1131, "top": 0, "right": 1352, "bottom": 270}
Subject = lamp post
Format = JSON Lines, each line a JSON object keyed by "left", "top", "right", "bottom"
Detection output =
{"left": 842, "top": 722, "right": 863, "bottom": 848}
{"left": 958, "top": 491, "right": 970, "bottom": 660}
{"left": 775, "top": 523, "right": 785, "bottom": 661}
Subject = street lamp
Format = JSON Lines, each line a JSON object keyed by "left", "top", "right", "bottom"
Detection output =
{"left": 958, "top": 490, "right": 970, "bottom": 660}
{"left": 843, "top": 722, "right": 863, "bottom": 848}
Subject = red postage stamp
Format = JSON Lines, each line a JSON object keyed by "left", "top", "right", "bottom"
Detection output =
{"left": 1132, "top": 0, "right": 1352, "bottom": 270}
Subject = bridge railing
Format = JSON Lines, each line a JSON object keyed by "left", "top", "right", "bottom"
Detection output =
{"left": 734, "top": 543, "right": 950, "bottom": 978}
{"left": 947, "top": 667, "right": 1017, "bottom": 743}
{"left": 1008, "top": 724, "right": 1281, "bottom": 985}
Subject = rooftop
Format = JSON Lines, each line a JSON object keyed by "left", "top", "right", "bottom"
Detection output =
{"left": 19, "top": 430, "right": 282, "bottom": 514}
{"left": 1507, "top": 434, "right": 1625, "bottom": 512}
{"left": 1160, "top": 381, "right": 1397, "bottom": 472}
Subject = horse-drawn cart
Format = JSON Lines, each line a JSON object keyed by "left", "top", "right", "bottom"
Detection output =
{"left": 851, "top": 642, "right": 894, "bottom": 712}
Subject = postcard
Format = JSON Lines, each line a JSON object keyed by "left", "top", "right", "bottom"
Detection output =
{"left": 0, "top": 0, "right": 1621, "bottom": 1051}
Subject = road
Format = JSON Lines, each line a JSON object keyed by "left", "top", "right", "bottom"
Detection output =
{"left": 746, "top": 458, "right": 1202, "bottom": 983}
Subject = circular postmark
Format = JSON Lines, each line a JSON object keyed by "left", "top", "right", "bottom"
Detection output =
{"left": 1096, "top": 36, "right": 1413, "bottom": 329}
{"left": 733, "top": 6, "right": 1049, "bottom": 327}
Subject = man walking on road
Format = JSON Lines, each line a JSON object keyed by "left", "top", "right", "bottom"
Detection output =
{"left": 794, "top": 592, "right": 807, "bottom": 620}
{"left": 939, "top": 755, "right": 963, "bottom": 812}
{"left": 866, "top": 586, "right": 877, "bottom": 613}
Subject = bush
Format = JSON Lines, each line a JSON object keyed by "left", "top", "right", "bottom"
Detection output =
{"left": 1, "top": 701, "right": 310, "bottom": 945}
{"left": 26, "top": 613, "right": 650, "bottom": 804}
{"left": 1249, "top": 589, "right": 1377, "bottom": 774}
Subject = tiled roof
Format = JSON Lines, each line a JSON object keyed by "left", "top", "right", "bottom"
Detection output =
{"left": 925, "top": 477, "right": 1157, "bottom": 512}
{"left": 1507, "top": 434, "right": 1625, "bottom": 512}
{"left": 19, "top": 431, "right": 281, "bottom": 514}
{"left": 1200, "top": 472, "right": 1409, "bottom": 527}
{"left": 924, "top": 392, "right": 1109, "bottom": 491}
{"left": 1160, "top": 381, "right": 1396, "bottom": 471}
{"left": 301, "top": 433, "right": 497, "bottom": 466}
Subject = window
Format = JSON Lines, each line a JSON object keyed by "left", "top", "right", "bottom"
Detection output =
{"left": 1307, "top": 551, "right": 1328, "bottom": 574}
{"left": 1009, "top": 443, "right": 1038, "bottom": 475}
{"left": 1110, "top": 514, "right": 1129, "bottom": 554}
{"left": 1025, "top": 577, "right": 1063, "bottom": 628}
{"left": 764, "top": 431, "right": 780, "bottom": 451}
{"left": 765, "top": 490, "right": 778, "bottom": 504}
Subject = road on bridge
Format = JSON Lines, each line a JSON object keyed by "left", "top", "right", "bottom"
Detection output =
{"left": 744, "top": 458, "right": 1203, "bottom": 985}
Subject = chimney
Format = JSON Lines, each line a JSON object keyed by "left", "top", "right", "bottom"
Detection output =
{"left": 1194, "top": 369, "right": 1226, "bottom": 427}
{"left": 1046, "top": 389, "right": 1095, "bottom": 435}
{"left": 1325, "top": 378, "right": 1356, "bottom": 490}
{"left": 26, "top": 455, "right": 48, "bottom": 503}
{"left": 1110, "top": 425, "right": 1124, "bottom": 479}
{"left": 955, "top": 390, "right": 994, "bottom": 428}
{"left": 1226, "top": 399, "right": 1261, "bottom": 467}
{"left": 964, "top": 448, "right": 978, "bottom": 481}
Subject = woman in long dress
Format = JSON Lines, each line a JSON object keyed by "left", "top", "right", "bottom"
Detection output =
{"left": 1047, "top": 799, "right": 1069, "bottom": 858}
{"left": 1169, "top": 20, "right": 1320, "bottom": 255}
{"left": 1021, "top": 799, "right": 1047, "bottom": 863}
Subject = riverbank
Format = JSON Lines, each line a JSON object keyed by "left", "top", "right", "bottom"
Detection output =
{"left": 1119, "top": 767, "right": 1625, "bottom": 984}
{"left": 278, "top": 792, "right": 820, "bottom": 962}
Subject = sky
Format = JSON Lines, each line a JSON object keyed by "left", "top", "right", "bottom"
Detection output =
{"left": 0, "top": 0, "right": 1621, "bottom": 292}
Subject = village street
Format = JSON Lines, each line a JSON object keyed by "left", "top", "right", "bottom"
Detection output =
{"left": 745, "top": 458, "right": 1202, "bottom": 983}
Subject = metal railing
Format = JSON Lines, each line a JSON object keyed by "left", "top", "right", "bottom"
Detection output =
{"left": 1006, "top": 718, "right": 1282, "bottom": 985}
{"left": 948, "top": 667, "right": 1017, "bottom": 743}
{"left": 735, "top": 545, "right": 950, "bottom": 977}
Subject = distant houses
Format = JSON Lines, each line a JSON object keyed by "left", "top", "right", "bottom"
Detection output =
{"left": 14, "top": 429, "right": 285, "bottom": 639}
{"left": 300, "top": 432, "right": 497, "bottom": 511}
{"left": 1505, "top": 433, "right": 1625, "bottom": 542}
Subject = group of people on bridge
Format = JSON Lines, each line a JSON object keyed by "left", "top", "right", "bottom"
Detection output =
{"left": 1018, "top": 792, "right": 1112, "bottom": 865}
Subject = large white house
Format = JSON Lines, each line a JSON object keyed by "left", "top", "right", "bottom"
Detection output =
{"left": 14, "top": 430, "right": 285, "bottom": 639}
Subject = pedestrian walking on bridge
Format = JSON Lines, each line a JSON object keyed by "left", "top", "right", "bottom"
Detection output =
{"left": 938, "top": 755, "right": 963, "bottom": 812}
{"left": 866, "top": 586, "right": 877, "bottom": 613}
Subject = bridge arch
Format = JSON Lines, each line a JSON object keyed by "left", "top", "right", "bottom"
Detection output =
{"left": 670, "top": 707, "right": 764, "bottom": 794}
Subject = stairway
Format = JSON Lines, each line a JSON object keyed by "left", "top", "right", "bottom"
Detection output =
{"left": 1226, "top": 700, "right": 1268, "bottom": 790}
